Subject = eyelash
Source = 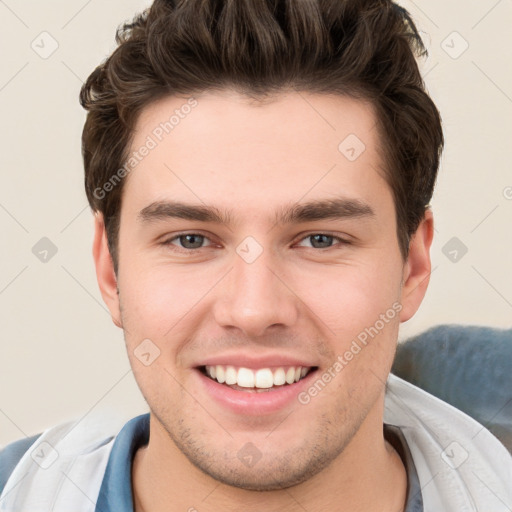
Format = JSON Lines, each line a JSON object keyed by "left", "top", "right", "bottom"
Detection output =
{"left": 160, "top": 232, "right": 351, "bottom": 253}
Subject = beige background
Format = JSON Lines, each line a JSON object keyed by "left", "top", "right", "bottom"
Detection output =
{"left": 0, "top": 0, "right": 511, "bottom": 447}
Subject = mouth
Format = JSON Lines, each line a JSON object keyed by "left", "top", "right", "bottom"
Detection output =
{"left": 198, "top": 364, "right": 318, "bottom": 393}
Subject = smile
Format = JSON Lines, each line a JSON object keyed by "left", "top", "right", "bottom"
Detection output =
{"left": 200, "top": 365, "right": 316, "bottom": 392}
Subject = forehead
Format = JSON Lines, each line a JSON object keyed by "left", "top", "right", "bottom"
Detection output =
{"left": 122, "top": 90, "right": 391, "bottom": 220}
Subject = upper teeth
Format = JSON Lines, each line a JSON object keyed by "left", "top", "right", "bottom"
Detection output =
{"left": 205, "top": 365, "right": 310, "bottom": 388}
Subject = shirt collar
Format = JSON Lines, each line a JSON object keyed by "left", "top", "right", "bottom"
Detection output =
{"left": 384, "top": 424, "right": 424, "bottom": 511}
{"left": 96, "top": 413, "right": 149, "bottom": 512}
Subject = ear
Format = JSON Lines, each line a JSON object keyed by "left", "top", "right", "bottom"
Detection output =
{"left": 399, "top": 209, "right": 434, "bottom": 322}
{"left": 92, "top": 213, "right": 122, "bottom": 328}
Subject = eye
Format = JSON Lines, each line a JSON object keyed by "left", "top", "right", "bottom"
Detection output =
{"left": 164, "top": 233, "right": 213, "bottom": 250}
{"left": 296, "top": 234, "right": 349, "bottom": 249}
{"left": 161, "top": 232, "right": 349, "bottom": 252}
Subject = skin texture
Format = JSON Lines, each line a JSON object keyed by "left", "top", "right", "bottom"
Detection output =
{"left": 93, "top": 90, "right": 433, "bottom": 511}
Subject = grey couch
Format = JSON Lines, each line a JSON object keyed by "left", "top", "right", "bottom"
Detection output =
{"left": 392, "top": 324, "right": 512, "bottom": 453}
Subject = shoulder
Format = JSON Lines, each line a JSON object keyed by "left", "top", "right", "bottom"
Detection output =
{"left": 0, "top": 411, "right": 139, "bottom": 507}
{"left": 392, "top": 325, "right": 512, "bottom": 451}
{"left": 385, "top": 374, "right": 512, "bottom": 511}
{"left": 0, "top": 434, "right": 41, "bottom": 495}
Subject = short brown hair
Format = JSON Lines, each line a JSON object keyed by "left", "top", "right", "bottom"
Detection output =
{"left": 80, "top": 0, "right": 443, "bottom": 274}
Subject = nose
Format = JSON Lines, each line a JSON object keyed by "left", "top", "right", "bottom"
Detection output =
{"left": 212, "top": 249, "right": 299, "bottom": 338}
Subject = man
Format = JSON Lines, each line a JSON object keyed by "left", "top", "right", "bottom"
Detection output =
{"left": 1, "top": 0, "right": 511, "bottom": 510}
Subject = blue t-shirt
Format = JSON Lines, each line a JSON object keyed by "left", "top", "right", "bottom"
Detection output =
{"left": 0, "top": 414, "right": 423, "bottom": 511}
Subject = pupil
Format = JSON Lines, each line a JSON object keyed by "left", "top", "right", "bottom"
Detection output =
{"left": 311, "top": 234, "right": 332, "bottom": 248}
{"left": 181, "top": 234, "right": 203, "bottom": 249}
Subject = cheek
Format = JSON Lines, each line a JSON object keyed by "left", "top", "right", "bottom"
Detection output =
{"left": 118, "top": 261, "right": 218, "bottom": 343}
{"left": 291, "top": 260, "right": 403, "bottom": 336}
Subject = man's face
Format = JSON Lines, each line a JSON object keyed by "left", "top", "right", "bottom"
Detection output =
{"left": 95, "top": 90, "right": 430, "bottom": 490}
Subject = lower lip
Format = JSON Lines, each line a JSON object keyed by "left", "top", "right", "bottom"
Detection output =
{"left": 195, "top": 368, "right": 318, "bottom": 416}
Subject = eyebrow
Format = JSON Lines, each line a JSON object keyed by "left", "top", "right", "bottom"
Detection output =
{"left": 137, "top": 197, "right": 375, "bottom": 226}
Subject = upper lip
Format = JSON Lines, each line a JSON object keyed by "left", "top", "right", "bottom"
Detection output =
{"left": 195, "top": 353, "right": 317, "bottom": 370}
